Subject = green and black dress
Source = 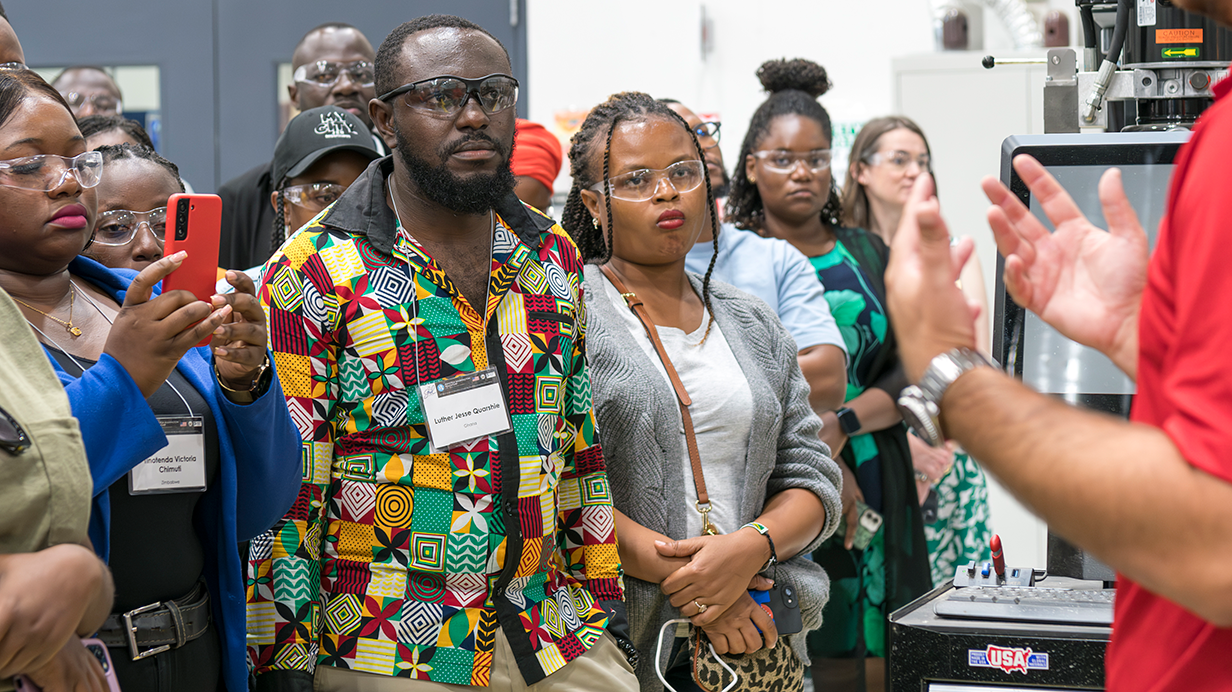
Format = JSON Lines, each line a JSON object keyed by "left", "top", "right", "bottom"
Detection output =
{"left": 806, "top": 227, "right": 932, "bottom": 660}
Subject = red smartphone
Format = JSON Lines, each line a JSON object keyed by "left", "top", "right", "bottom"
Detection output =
{"left": 14, "top": 638, "right": 121, "bottom": 692}
{"left": 162, "top": 193, "right": 222, "bottom": 347}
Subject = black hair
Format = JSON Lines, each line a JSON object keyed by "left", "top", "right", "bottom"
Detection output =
{"left": 560, "top": 91, "right": 720, "bottom": 342}
{"left": 271, "top": 191, "right": 289, "bottom": 256}
{"left": 725, "top": 58, "right": 843, "bottom": 231}
{"left": 0, "top": 3, "right": 8, "bottom": 21}
{"left": 95, "top": 143, "right": 186, "bottom": 193}
{"left": 656, "top": 97, "right": 681, "bottom": 105}
{"left": 0, "top": 70, "right": 72, "bottom": 129}
{"left": 374, "top": 14, "right": 509, "bottom": 97}
{"left": 77, "top": 114, "right": 154, "bottom": 150}
{"left": 50, "top": 65, "right": 121, "bottom": 98}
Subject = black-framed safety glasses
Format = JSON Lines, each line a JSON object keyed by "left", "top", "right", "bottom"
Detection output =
{"left": 378, "top": 73, "right": 519, "bottom": 118}
{"left": 0, "top": 405, "right": 31, "bottom": 456}
{"left": 693, "top": 121, "right": 721, "bottom": 148}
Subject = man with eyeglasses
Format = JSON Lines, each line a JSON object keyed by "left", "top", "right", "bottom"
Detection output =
{"left": 247, "top": 14, "right": 636, "bottom": 692}
{"left": 217, "top": 22, "right": 387, "bottom": 272}
{"left": 50, "top": 66, "right": 122, "bottom": 118}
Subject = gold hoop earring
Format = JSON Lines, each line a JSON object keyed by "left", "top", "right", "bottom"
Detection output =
{"left": 592, "top": 218, "right": 600, "bottom": 229}
{"left": 749, "top": 174, "right": 757, "bottom": 183}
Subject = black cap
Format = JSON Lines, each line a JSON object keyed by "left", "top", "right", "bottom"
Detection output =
{"left": 272, "top": 105, "right": 381, "bottom": 188}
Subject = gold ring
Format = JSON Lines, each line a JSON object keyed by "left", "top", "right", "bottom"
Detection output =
{"left": 694, "top": 600, "right": 708, "bottom": 614}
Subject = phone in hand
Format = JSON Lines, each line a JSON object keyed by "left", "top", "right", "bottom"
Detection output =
{"left": 14, "top": 638, "right": 121, "bottom": 692}
{"left": 749, "top": 580, "right": 803, "bottom": 635}
{"left": 835, "top": 500, "right": 884, "bottom": 551}
{"left": 162, "top": 193, "right": 222, "bottom": 347}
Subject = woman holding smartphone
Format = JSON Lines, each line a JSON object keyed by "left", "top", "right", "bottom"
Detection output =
{"left": 562, "top": 91, "right": 842, "bottom": 691}
{"left": 724, "top": 59, "right": 933, "bottom": 692}
{"left": 0, "top": 69, "right": 300, "bottom": 692}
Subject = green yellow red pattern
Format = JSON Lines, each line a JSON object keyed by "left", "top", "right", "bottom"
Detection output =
{"left": 246, "top": 206, "right": 622, "bottom": 685}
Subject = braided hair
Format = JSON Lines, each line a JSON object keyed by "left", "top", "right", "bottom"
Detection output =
{"left": 95, "top": 143, "right": 185, "bottom": 193}
{"left": 77, "top": 114, "right": 154, "bottom": 150}
{"left": 560, "top": 91, "right": 721, "bottom": 341}
{"left": 270, "top": 190, "right": 289, "bottom": 256}
{"left": 725, "top": 58, "right": 843, "bottom": 231}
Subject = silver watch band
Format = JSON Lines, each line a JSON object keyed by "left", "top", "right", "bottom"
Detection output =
{"left": 918, "top": 348, "right": 995, "bottom": 406}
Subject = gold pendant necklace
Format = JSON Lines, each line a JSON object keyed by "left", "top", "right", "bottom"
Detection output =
{"left": 13, "top": 285, "right": 82, "bottom": 337}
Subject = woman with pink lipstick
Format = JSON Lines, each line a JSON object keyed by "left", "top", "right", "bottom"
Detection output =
{"left": 0, "top": 69, "right": 300, "bottom": 692}
{"left": 561, "top": 91, "right": 842, "bottom": 691}
{"left": 724, "top": 60, "right": 932, "bottom": 692}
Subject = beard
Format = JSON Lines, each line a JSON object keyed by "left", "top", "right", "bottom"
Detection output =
{"left": 393, "top": 121, "right": 516, "bottom": 215}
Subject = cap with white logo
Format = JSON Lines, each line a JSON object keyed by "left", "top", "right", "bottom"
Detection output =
{"left": 272, "top": 105, "right": 382, "bottom": 188}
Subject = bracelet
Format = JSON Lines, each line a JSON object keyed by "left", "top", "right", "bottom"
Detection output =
{"left": 741, "top": 522, "right": 778, "bottom": 572}
{"left": 215, "top": 354, "right": 270, "bottom": 403}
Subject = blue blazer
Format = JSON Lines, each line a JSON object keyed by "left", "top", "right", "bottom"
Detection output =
{"left": 48, "top": 256, "right": 301, "bottom": 692}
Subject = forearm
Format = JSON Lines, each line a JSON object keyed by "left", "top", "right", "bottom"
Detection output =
{"left": 613, "top": 510, "right": 689, "bottom": 583}
{"left": 751, "top": 488, "right": 827, "bottom": 562}
{"left": 943, "top": 367, "right": 1232, "bottom": 624}
{"left": 798, "top": 345, "right": 847, "bottom": 413}
{"left": 846, "top": 387, "right": 901, "bottom": 433}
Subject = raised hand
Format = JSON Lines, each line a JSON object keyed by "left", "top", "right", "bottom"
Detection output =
{"left": 210, "top": 270, "right": 269, "bottom": 391}
{"left": 981, "top": 155, "right": 1148, "bottom": 378}
{"left": 885, "top": 173, "right": 980, "bottom": 382}
{"left": 104, "top": 252, "right": 233, "bottom": 397}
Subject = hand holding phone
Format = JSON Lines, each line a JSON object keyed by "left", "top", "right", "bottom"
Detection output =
{"left": 14, "top": 638, "right": 120, "bottom": 692}
{"left": 835, "top": 500, "right": 884, "bottom": 551}
{"left": 162, "top": 194, "right": 222, "bottom": 347}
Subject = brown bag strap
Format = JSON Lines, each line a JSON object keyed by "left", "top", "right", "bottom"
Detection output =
{"left": 599, "top": 264, "right": 716, "bottom": 534}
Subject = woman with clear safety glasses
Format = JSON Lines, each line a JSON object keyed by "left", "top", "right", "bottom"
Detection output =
{"left": 0, "top": 69, "right": 300, "bottom": 692}
{"left": 79, "top": 144, "right": 182, "bottom": 271}
{"left": 560, "top": 91, "right": 841, "bottom": 692}
{"left": 725, "top": 60, "right": 934, "bottom": 692}
{"left": 842, "top": 116, "right": 993, "bottom": 593}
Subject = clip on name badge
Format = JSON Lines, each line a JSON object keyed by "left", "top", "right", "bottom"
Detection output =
{"left": 419, "top": 367, "right": 513, "bottom": 451}
{"left": 129, "top": 415, "right": 207, "bottom": 495}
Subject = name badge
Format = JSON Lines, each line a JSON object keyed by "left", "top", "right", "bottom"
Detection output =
{"left": 129, "top": 415, "right": 207, "bottom": 495}
{"left": 419, "top": 368, "right": 513, "bottom": 451}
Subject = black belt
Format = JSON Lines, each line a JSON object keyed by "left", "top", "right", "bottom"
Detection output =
{"left": 97, "top": 581, "right": 211, "bottom": 661}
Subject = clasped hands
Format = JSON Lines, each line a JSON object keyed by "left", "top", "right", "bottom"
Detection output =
{"left": 654, "top": 530, "right": 778, "bottom": 655}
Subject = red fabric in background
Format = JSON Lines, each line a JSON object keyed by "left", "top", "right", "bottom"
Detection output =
{"left": 1111, "top": 76, "right": 1232, "bottom": 692}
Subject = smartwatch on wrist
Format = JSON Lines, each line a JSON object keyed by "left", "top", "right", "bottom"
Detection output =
{"left": 897, "top": 347, "right": 994, "bottom": 447}
{"left": 835, "top": 407, "right": 861, "bottom": 436}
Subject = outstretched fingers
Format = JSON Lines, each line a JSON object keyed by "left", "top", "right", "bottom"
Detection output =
{"left": 1098, "top": 168, "right": 1147, "bottom": 245}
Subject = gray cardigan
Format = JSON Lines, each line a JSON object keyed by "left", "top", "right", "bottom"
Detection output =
{"left": 583, "top": 266, "right": 843, "bottom": 689}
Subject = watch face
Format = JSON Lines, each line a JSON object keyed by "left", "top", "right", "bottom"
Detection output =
{"left": 897, "top": 388, "right": 944, "bottom": 447}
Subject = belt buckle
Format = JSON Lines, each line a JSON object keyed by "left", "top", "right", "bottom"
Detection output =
{"left": 123, "top": 602, "right": 171, "bottom": 661}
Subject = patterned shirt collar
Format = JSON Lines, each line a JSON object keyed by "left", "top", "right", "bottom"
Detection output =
{"left": 319, "top": 155, "right": 550, "bottom": 256}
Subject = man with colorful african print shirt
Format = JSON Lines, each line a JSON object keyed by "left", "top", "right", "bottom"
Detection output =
{"left": 246, "top": 15, "right": 637, "bottom": 692}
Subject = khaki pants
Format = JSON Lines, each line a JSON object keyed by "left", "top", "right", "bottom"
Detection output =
{"left": 314, "top": 631, "right": 638, "bottom": 692}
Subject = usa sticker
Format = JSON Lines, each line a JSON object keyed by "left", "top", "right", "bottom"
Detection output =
{"left": 968, "top": 645, "right": 1049, "bottom": 674}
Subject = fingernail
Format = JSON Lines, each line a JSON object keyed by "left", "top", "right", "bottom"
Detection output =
{"left": 211, "top": 295, "right": 226, "bottom": 307}
{"left": 215, "top": 348, "right": 227, "bottom": 357}
{"left": 226, "top": 271, "right": 237, "bottom": 280}
{"left": 654, "top": 540, "right": 666, "bottom": 547}
{"left": 171, "top": 251, "right": 187, "bottom": 260}
{"left": 214, "top": 325, "right": 226, "bottom": 335}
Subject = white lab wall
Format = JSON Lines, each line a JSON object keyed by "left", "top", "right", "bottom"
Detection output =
{"left": 528, "top": 0, "right": 1067, "bottom": 569}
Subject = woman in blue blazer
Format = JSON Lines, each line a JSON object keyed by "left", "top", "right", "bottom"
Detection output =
{"left": 0, "top": 70, "right": 299, "bottom": 692}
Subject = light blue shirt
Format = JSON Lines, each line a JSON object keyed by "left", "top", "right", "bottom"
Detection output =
{"left": 686, "top": 223, "right": 846, "bottom": 354}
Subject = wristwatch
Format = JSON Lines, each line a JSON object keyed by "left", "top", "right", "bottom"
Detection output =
{"left": 835, "top": 407, "right": 861, "bottom": 436}
{"left": 897, "top": 348, "right": 995, "bottom": 448}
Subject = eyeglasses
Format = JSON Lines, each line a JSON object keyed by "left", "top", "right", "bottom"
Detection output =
{"left": 590, "top": 160, "right": 705, "bottom": 202}
{"left": 0, "top": 151, "right": 103, "bottom": 191}
{"left": 692, "top": 121, "right": 721, "bottom": 148}
{"left": 293, "top": 60, "right": 375, "bottom": 89}
{"left": 0, "top": 62, "right": 26, "bottom": 71}
{"left": 866, "top": 151, "right": 931, "bottom": 172}
{"left": 0, "top": 405, "right": 30, "bottom": 456}
{"left": 378, "top": 74, "right": 519, "bottom": 118}
{"left": 281, "top": 182, "right": 345, "bottom": 212}
{"left": 752, "top": 149, "right": 833, "bottom": 174}
{"left": 64, "top": 91, "right": 122, "bottom": 115}
{"left": 93, "top": 207, "right": 166, "bottom": 247}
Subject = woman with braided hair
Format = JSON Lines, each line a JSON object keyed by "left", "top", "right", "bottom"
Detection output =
{"left": 562, "top": 90, "right": 841, "bottom": 691}
{"left": 82, "top": 143, "right": 182, "bottom": 271}
{"left": 726, "top": 59, "right": 932, "bottom": 691}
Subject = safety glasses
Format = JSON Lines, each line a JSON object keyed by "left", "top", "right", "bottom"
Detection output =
{"left": 0, "top": 405, "right": 30, "bottom": 456}
{"left": 93, "top": 207, "right": 167, "bottom": 247}
{"left": 281, "top": 182, "right": 345, "bottom": 212}
{"left": 693, "top": 121, "right": 721, "bottom": 149}
{"left": 590, "top": 160, "right": 706, "bottom": 202}
{"left": 64, "top": 91, "right": 122, "bottom": 115}
{"left": 293, "top": 60, "right": 375, "bottom": 89}
{"left": 0, "top": 151, "right": 103, "bottom": 192}
{"left": 866, "top": 150, "right": 931, "bottom": 173}
{"left": 752, "top": 149, "right": 833, "bottom": 174}
{"left": 378, "top": 74, "right": 519, "bottom": 118}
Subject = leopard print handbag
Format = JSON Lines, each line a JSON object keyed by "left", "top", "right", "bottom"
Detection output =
{"left": 690, "top": 629, "right": 805, "bottom": 692}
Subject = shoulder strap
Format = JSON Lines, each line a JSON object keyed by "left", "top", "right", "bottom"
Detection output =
{"left": 599, "top": 264, "right": 716, "bottom": 535}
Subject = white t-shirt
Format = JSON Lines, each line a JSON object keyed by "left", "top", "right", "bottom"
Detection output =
{"left": 601, "top": 275, "right": 753, "bottom": 536}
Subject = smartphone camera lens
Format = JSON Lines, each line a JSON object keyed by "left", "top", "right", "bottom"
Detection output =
{"left": 175, "top": 199, "right": 190, "bottom": 241}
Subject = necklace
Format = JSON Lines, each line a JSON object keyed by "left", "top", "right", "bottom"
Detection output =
{"left": 12, "top": 285, "right": 82, "bottom": 337}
